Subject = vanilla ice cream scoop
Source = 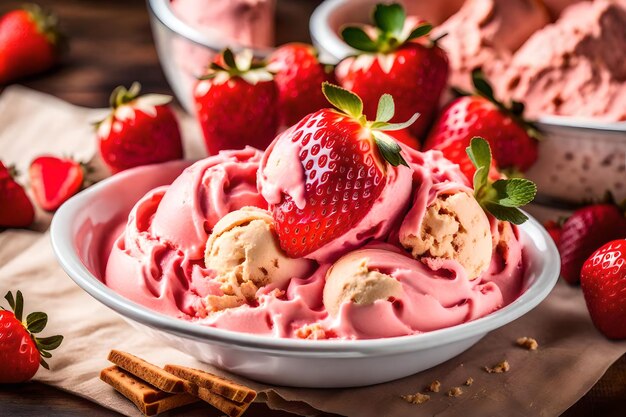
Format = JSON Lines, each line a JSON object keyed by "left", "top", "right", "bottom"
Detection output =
{"left": 400, "top": 192, "right": 492, "bottom": 279}
{"left": 323, "top": 254, "right": 403, "bottom": 317}
{"left": 205, "top": 207, "right": 312, "bottom": 309}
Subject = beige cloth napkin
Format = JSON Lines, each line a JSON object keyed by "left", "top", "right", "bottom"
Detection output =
{"left": 1, "top": 86, "right": 625, "bottom": 417}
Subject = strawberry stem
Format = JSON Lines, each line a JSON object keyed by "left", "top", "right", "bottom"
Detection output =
{"left": 342, "top": 2, "right": 433, "bottom": 54}
{"left": 321, "top": 83, "right": 412, "bottom": 168}
{"left": 23, "top": 3, "right": 66, "bottom": 51}
{"left": 110, "top": 82, "right": 142, "bottom": 109}
{"left": 200, "top": 48, "right": 271, "bottom": 81}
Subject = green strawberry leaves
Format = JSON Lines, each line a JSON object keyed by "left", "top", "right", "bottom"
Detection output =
{"left": 375, "top": 93, "right": 395, "bottom": 122}
{"left": 407, "top": 23, "right": 433, "bottom": 41}
{"left": 3, "top": 290, "right": 64, "bottom": 371}
{"left": 372, "top": 131, "right": 408, "bottom": 167}
{"left": 471, "top": 69, "right": 496, "bottom": 102}
{"left": 341, "top": 2, "right": 433, "bottom": 53}
{"left": 467, "top": 137, "right": 537, "bottom": 225}
{"left": 373, "top": 3, "right": 405, "bottom": 36}
{"left": 322, "top": 82, "right": 364, "bottom": 119}
{"left": 201, "top": 48, "right": 273, "bottom": 85}
{"left": 26, "top": 312, "right": 48, "bottom": 334}
{"left": 109, "top": 82, "right": 141, "bottom": 108}
{"left": 341, "top": 27, "right": 379, "bottom": 52}
{"left": 322, "top": 83, "right": 412, "bottom": 168}
{"left": 491, "top": 178, "right": 537, "bottom": 207}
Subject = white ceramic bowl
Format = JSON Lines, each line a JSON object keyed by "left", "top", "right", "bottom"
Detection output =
{"left": 50, "top": 160, "right": 559, "bottom": 388}
{"left": 310, "top": 0, "right": 626, "bottom": 206}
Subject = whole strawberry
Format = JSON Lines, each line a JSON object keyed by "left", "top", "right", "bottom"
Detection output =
{"left": 581, "top": 239, "right": 626, "bottom": 339}
{"left": 29, "top": 156, "right": 84, "bottom": 212}
{"left": 336, "top": 3, "right": 448, "bottom": 138}
{"left": 425, "top": 69, "right": 539, "bottom": 181}
{"left": 0, "top": 161, "right": 35, "bottom": 228}
{"left": 559, "top": 204, "right": 626, "bottom": 285}
{"left": 0, "top": 4, "right": 64, "bottom": 84}
{"left": 0, "top": 291, "right": 63, "bottom": 383}
{"left": 194, "top": 48, "right": 278, "bottom": 155}
{"left": 268, "top": 43, "right": 335, "bottom": 127}
{"left": 260, "top": 82, "right": 416, "bottom": 258}
{"left": 96, "top": 82, "right": 183, "bottom": 173}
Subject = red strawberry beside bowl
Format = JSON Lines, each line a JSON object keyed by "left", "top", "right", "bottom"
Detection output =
{"left": 581, "top": 239, "right": 626, "bottom": 339}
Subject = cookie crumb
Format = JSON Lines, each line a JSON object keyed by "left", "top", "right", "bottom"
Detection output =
{"left": 425, "top": 380, "right": 441, "bottom": 393}
{"left": 484, "top": 360, "right": 510, "bottom": 374}
{"left": 401, "top": 392, "right": 430, "bottom": 404}
{"left": 465, "top": 377, "right": 473, "bottom": 386}
{"left": 516, "top": 337, "right": 538, "bottom": 350}
{"left": 447, "top": 387, "right": 463, "bottom": 397}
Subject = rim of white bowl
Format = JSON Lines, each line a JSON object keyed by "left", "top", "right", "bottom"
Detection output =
{"left": 50, "top": 161, "right": 560, "bottom": 357}
{"left": 309, "top": 0, "right": 626, "bottom": 133}
{"left": 147, "top": 0, "right": 273, "bottom": 56}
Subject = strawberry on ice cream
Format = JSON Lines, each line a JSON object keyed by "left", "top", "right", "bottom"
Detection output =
{"left": 257, "top": 119, "right": 413, "bottom": 263}
{"left": 105, "top": 86, "right": 535, "bottom": 340}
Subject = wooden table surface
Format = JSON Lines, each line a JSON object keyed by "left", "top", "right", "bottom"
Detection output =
{"left": 0, "top": 0, "right": 624, "bottom": 416}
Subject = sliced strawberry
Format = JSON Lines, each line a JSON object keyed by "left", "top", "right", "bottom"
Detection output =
{"left": 559, "top": 204, "right": 626, "bottom": 285}
{"left": 261, "top": 83, "right": 416, "bottom": 258}
{"left": 0, "top": 290, "right": 63, "bottom": 383}
{"left": 0, "top": 161, "right": 35, "bottom": 228}
{"left": 29, "top": 156, "right": 84, "bottom": 212}
{"left": 268, "top": 43, "right": 335, "bottom": 127}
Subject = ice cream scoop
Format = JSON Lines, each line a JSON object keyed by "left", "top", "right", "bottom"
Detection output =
{"left": 204, "top": 207, "right": 312, "bottom": 308}
{"left": 324, "top": 255, "right": 403, "bottom": 317}
{"left": 322, "top": 245, "right": 504, "bottom": 338}
{"left": 150, "top": 147, "right": 266, "bottom": 260}
{"left": 496, "top": 0, "right": 626, "bottom": 121}
{"left": 400, "top": 191, "right": 492, "bottom": 280}
{"left": 434, "top": 0, "right": 549, "bottom": 91}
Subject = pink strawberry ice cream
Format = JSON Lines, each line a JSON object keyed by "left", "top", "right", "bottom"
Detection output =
{"left": 496, "top": 0, "right": 626, "bottom": 121}
{"left": 427, "top": 0, "right": 625, "bottom": 121}
{"left": 433, "top": 0, "right": 550, "bottom": 91}
{"left": 105, "top": 148, "right": 267, "bottom": 316}
{"left": 105, "top": 142, "right": 527, "bottom": 339}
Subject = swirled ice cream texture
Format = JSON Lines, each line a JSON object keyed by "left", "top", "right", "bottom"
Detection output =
{"left": 105, "top": 146, "right": 527, "bottom": 339}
